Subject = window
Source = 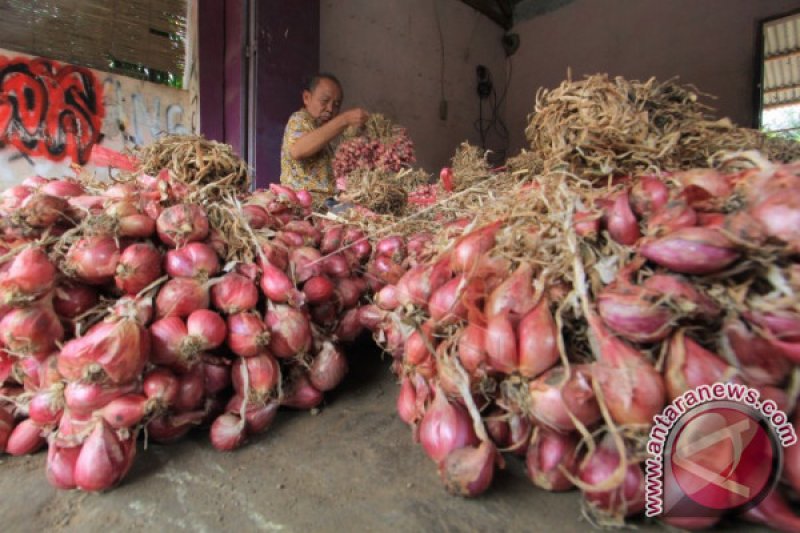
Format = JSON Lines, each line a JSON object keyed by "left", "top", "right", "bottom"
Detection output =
{"left": 760, "top": 11, "right": 800, "bottom": 140}
{"left": 0, "top": 0, "right": 186, "bottom": 87}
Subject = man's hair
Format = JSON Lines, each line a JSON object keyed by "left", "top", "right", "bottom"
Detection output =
{"left": 306, "top": 72, "right": 342, "bottom": 93}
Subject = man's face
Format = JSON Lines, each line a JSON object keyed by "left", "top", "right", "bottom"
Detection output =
{"left": 303, "top": 78, "right": 342, "bottom": 125}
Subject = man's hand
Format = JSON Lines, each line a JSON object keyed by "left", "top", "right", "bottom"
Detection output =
{"left": 340, "top": 108, "right": 369, "bottom": 128}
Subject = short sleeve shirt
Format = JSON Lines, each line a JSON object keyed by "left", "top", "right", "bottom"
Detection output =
{"left": 280, "top": 109, "right": 336, "bottom": 200}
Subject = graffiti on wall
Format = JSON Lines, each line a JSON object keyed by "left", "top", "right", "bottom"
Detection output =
{"left": 0, "top": 48, "right": 193, "bottom": 189}
{"left": 0, "top": 56, "right": 104, "bottom": 165}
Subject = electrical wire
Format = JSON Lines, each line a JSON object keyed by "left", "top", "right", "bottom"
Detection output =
{"left": 473, "top": 57, "right": 512, "bottom": 161}
{"left": 433, "top": 0, "right": 445, "bottom": 103}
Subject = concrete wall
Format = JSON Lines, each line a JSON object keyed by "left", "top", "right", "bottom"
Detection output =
{"left": 320, "top": 0, "right": 508, "bottom": 172}
{"left": 506, "top": 0, "right": 800, "bottom": 155}
{"left": 0, "top": 47, "right": 193, "bottom": 189}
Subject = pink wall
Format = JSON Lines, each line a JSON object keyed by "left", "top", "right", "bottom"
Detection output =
{"left": 321, "top": 0, "right": 508, "bottom": 173}
{"left": 507, "top": 0, "right": 800, "bottom": 155}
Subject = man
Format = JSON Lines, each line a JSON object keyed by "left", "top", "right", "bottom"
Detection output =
{"left": 280, "top": 73, "right": 368, "bottom": 205}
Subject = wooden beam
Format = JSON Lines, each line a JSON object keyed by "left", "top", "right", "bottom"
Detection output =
{"left": 764, "top": 82, "right": 800, "bottom": 94}
{"left": 763, "top": 99, "right": 800, "bottom": 110}
{"left": 765, "top": 49, "right": 800, "bottom": 62}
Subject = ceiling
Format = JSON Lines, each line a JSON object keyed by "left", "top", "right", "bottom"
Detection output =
{"left": 458, "top": 0, "right": 576, "bottom": 30}
{"left": 458, "top": 0, "right": 521, "bottom": 30}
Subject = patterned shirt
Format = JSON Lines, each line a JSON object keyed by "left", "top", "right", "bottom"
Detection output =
{"left": 280, "top": 109, "right": 336, "bottom": 201}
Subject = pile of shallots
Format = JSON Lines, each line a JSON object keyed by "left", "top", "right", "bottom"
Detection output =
{"left": 332, "top": 129, "right": 415, "bottom": 184}
{"left": 360, "top": 160, "right": 800, "bottom": 531}
{"left": 0, "top": 171, "right": 372, "bottom": 492}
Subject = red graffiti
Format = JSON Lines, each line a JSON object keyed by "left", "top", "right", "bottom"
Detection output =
{"left": 0, "top": 55, "right": 103, "bottom": 165}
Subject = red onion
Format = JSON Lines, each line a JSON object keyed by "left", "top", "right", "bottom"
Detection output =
{"left": 232, "top": 353, "right": 280, "bottom": 401}
{"left": 156, "top": 204, "right": 209, "bottom": 246}
{"left": 579, "top": 437, "right": 646, "bottom": 518}
{"left": 320, "top": 225, "right": 344, "bottom": 254}
{"left": 203, "top": 355, "right": 232, "bottom": 395}
{"left": 369, "top": 254, "right": 406, "bottom": 285}
{"left": 640, "top": 227, "right": 738, "bottom": 274}
{"left": 485, "top": 263, "right": 537, "bottom": 323}
{"left": 742, "top": 488, "right": 800, "bottom": 533}
{"left": 784, "top": 411, "right": 800, "bottom": 494}
{"left": 745, "top": 308, "right": 800, "bottom": 342}
{"left": 645, "top": 199, "right": 697, "bottom": 236}
{"left": 0, "top": 184, "right": 33, "bottom": 214}
{"left": 150, "top": 316, "right": 189, "bottom": 368}
{"left": 0, "top": 247, "right": 56, "bottom": 302}
{"left": 518, "top": 298, "right": 559, "bottom": 379}
{"left": 102, "top": 394, "right": 150, "bottom": 429}
{"left": 284, "top": 220, "right": 321, "bottom": 247}
{"left": 605, "top": 191, "right": 640, "bottom": 245}
{"left": 675, "top": 168, "right": 732, "bottom": 201}
{"left": 58, "top": 318, "right": 149, "bottom": 384}
{"left": 357, "top": 304, "right": 386, "bottom": 331}
{"left": 597, "top": 284, "right": 673, "bottom": 343}
{"left": 457, "top": 323, "right": 488, "bottom": 377}
{"left": 574, "top": 211, "right": 601, "bottom": 238}
{"left": 722, "top": 317, "right": 792, "bottom": 386}
{"left": 335, "top": 277, "right": 365, "bottom": 309}
{"left": 74, "top": 419, "right": 135, "bottom": 491}
{"left": 144, "top": 368, "right": 181, "bottom": 407}
{"left": 64, "top": 381, "right": 139, "bottom": 417}
{"left": 115, "top": 242, "right": 163, "bottom": 295}
{"left": 147, "top": 411, "right": 203, "bottom": 443}
{"left": 343, "top": 228, "right": 372, "bottom": 263}
{"left": 529, "top": 365, "right": 601, "bottom": 431}
{"left": 308, "top": 340, "right": 348, "bottom": 391}
{"left": 376, "top": 235, "right": 406, "bottom": 263}
{"left": 526, "top": 427, "right": 578, "bottom": 491}
{"left": 210, "top": 413, "right": 247, "bottom": 450}
{"left": 335, "top": 306, "right": 363, "bottom": 342}
{"left": 266, "top": 303, "right": 312, "bottom": 358}
{"left": 227, "top": 312, "right": 271, "bottom": 357}
{"left": 397, "top": 377, "right": 419, "bottom": 425}
{"left": 226, "top": 396, "right": 279, "bottom": 434}
{"left": 6, "top": 419, "right": 46, "bottom": 455}
{"left": 450, "top": 221, "right": 502, "bottom": 273}
{"left": 165, "top": 242, "right": 220, "bottom": 279}
{"left": 588, "top": 312, "right": 666, "bottom": 425}
{"left": 66, "top": 236, "right": 121, "bottom": 285}
{"left": 419, "top": 387, "right": 478, "bottom": 463}
{"left": 396, "top": 257, "right": 453, "bottom": 307}
{"left": 28, "top": 387, "right": 65, "bottom": 426}
{"left": 322, "top": 253, "right": 351, "bottom": 279}
{"left": 665, "top": 330, "right": 737, "bottom": 400}
{"left": 46, "top": 443, "right": 81, "bottom": 489}
{"left": 642, "top": 273, "right": 720, "bottom": 318}
{"left": 439, "top": 441, "right": 497, "bottom": 497}
{"left": 376, "top": 284, "right": 399, "bottom": 310}
{"left": 155, "top": 277, "right": 209, "bottom": 318}
{"left": 211, "top": 272, "right": 259, "bottom": 314}
{"left": 289, "top": 246, "right": 323, "bottom": 283}
{"left": 281, "top": 366, "right": 323, "bottom": 409}
{"left": 303, "top": 275, "right": 335, "bottom": 304}
{"left": 242, "top": 204, "right": 271, "bottom": 229}
{"left": 174, "top": 365, "right": 206, "bottom": 411}
{"left": 630, "top": 175, "right": 669, "bottom": 215}
{"left": 260, "top": 260, "right": 304, "bottom": 307}
{"left": 186, "top": 309, "right": 227, "bottom": 352}
{"left": 259, "top": 241, "right": 289, "bottom": 271}
{"left": 118, "top": 213, "right": 156, "bottom": 239}
{"left": 485, "top": 313, "right": 518, "bottom": 374}
{"left": 0, "top": 301, "right": 64, "bottom": 356}
{"left": 19, "top": 192, "right": 69, "bottom": 227}
{"left": 53, "top": 283, "right": 99, "bottom": 319}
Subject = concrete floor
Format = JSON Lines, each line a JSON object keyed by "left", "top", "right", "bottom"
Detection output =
{"left": 0, "top": 339, "right": 769, "bottom": 532}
